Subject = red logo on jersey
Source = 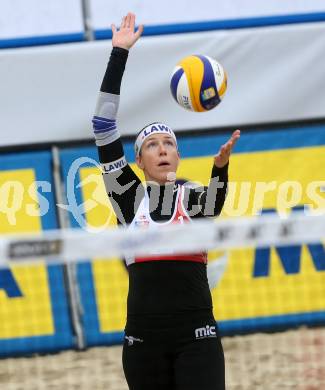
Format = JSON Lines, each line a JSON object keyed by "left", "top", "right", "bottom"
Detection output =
{"left": 134, "top": 214, "right": 150, "bottom": 228}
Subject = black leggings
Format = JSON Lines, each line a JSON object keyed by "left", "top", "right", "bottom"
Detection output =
{"left": 122, "top": 320, "right": 225, "bottom": 390}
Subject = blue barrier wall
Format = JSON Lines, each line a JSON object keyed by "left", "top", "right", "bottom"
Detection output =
{"left": 0, "top": 151, "right": 74, "bottom": 357}
{"left": 0, "top": 125, "right": 324, "bottom": 356}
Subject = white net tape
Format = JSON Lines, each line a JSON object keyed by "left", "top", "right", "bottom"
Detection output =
{"left": 0, "top": 212, "right": 324, "bottom": 267}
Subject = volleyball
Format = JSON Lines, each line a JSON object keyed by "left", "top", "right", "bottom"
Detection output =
{"left": 170, "top": 55, "right": 227, "bottom": 112}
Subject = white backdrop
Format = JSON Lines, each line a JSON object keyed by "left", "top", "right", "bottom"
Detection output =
{"left": 0, "top": 0, "right": 324, "bottom": 43}
{"left": 0, "top": 0, "right": 83, "bottom": 39}
{"left": 91, "top": 0, "right": 325, "bottom": 29}
{"left": 0, "top": 22, "right": 325, "bottom": 147}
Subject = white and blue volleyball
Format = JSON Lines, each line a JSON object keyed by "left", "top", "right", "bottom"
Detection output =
{"left": 170, "top": 55, "right": 227, "bottom": 112}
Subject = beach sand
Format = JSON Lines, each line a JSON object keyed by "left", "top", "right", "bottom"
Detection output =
{"left": 1, "top": 327, "right": 324, "bottom": 390}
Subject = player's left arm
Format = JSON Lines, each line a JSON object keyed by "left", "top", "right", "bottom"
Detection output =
{"left": 187, "top": 130, "right": 240, "bottom": 218}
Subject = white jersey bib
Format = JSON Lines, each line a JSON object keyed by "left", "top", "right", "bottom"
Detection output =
{"left": 125, "top": 185, "right": 207, "bottom": 266}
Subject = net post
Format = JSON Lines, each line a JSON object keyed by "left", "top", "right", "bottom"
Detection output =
{"left": 80, "top": 0, "right": 95, "bottom": 41}
{"left": 52, "top": 146, "right": 86, "bottom": 350}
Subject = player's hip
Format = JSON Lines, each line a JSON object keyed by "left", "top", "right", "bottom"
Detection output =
{"left": 124, "top": 311, "right": 219, "bottom": 344}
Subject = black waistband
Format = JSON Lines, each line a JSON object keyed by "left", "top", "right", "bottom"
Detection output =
{"left": 124, "top": 310, "right": 219, "bottom": 344}
{"left": 126, "top": 309, "right": 215, "bottom": 332}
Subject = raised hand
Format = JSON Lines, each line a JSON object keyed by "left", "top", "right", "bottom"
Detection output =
{"left": 214, "top": 129, "right": 241, "bottom": 168}
{"left": 111, "top": 12, "right": 144, "bottom": 50}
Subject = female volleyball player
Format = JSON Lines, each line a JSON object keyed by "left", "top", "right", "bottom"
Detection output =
{"left": 92, "top": 12, "right": 240, "bottom": 390}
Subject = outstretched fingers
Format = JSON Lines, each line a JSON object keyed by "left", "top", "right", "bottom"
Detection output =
{"left": 112, "top": 12, "right": 144, "bottom": 49}
{"left": 214, "top": 129, "right": 241, "bottom": 167}
{"left": 231, "top": 129, "right": 241, "bottom": 142}
{"left": 126, "top": 13, "right": 132, "bottom": 28}
{"left": 227, "top": 129, "right": 241, "bottom": 151}
{"left": 121, "top": 16, "right": 127, "bottom": 29}
{"left": 128, "top": 12, "right": 144, "bottom": 39}
{"left": 129, "top": 13, "right": 135, "bottom": 30}
{"left": 135, "top": 23, "right": 144, "bottom": 40}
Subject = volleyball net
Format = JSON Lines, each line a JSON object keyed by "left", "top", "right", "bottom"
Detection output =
{"left": 0, "top": 212, "right": 324, "bottom": 389}
{"left": 0, "top": 212, "right": 324, "bottom": 265}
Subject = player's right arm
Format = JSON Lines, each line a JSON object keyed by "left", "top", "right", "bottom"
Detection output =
{"left": 92, "top": 13, "right": 144, "bottom": 225}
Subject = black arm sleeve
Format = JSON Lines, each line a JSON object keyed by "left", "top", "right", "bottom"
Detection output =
{"left": 185, "top": 163, "right": 228, "bottom": 219}
{"left": 100, "top": 47, "right": 128, "bottom": 94}
{"left": 93, "top": 47, "right": 144, "bottom": 225}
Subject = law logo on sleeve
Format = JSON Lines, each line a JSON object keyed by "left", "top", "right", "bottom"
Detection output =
{"left": 101, "top": 156, "right": 127, "bottom": 173}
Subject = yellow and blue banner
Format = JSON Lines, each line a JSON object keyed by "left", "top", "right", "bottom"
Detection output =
{"left": 59, "top": 124, "right": 325, "bottom": 345}
{"left": 0, "top": 151, "right": 74, "bottom": 356}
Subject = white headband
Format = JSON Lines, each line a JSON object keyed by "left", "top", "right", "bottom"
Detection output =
{"left": 134, "top": 123, "right": 177, "bottom": 156}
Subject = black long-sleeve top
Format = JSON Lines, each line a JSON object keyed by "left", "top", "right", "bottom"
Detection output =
{"left": 93, "top": 47, "right": 229, "bottom": 329}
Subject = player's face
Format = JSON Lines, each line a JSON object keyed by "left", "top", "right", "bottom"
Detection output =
{"left": 136, "top": 134, "right": 180, "bottom": 184}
